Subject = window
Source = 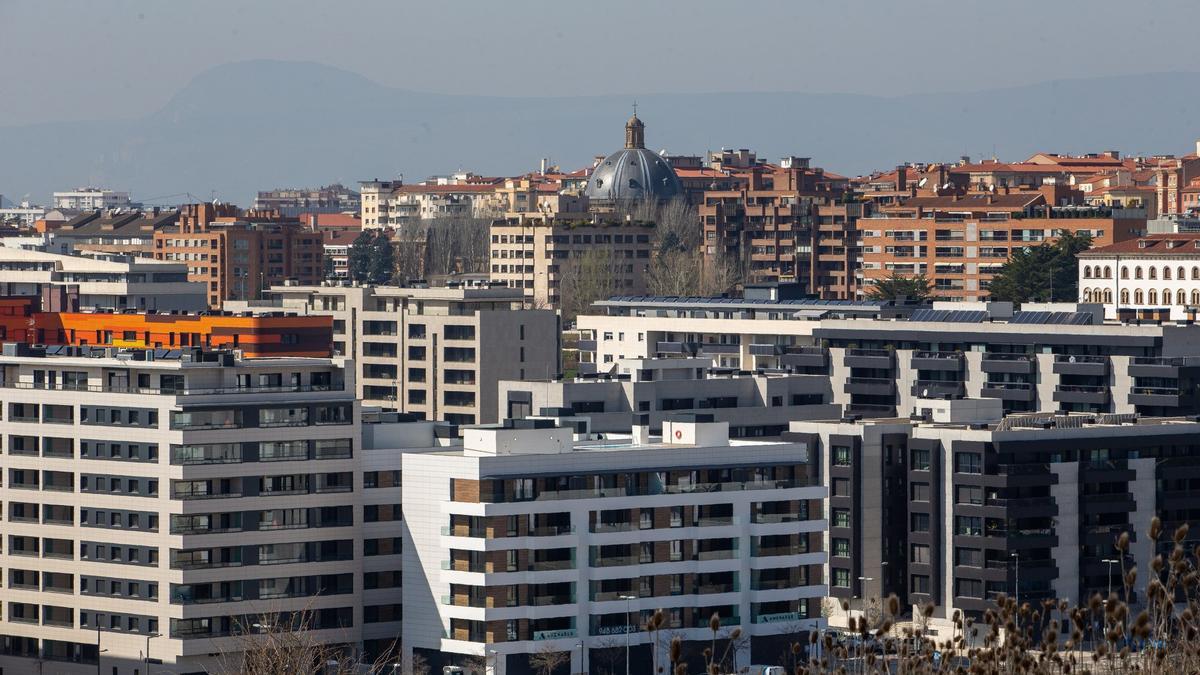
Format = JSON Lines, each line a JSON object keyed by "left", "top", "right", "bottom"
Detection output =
{"left": 833, "top": 569, "right": 850, "bottom": 588}
{"left": 910, "top": 513, "right": 930, "bottom": 532}
{"left": 911, "top": 575, "right": 931, "bottom": 594}
{"left": 955, "top": 547, "right": 982, "bottom": 567}
{"left": 832, "top": 478, "right": 851, "bottom": 497}
{"left": 955, "top": 516, "right": 983, "bottom": 536}
{"left": 832, "top": 538, "right": 850, "bottom": 558}
{"left": 911, "top": 448, "right": 931, "bottom": 471}
{"left": 911, "top": 544, "right": 930, "bottom": 564}
{"left": 954, "top": 452, "right": 981, "bottom": 474}
{"left": 956, "top": 578, "right": 983, "bottom": 599}
{"left": 832, "top": 446, "right": 852, "bottom": 466}
{"left": 832, "top": 509, "right": 851, "bottom": 528}
{"left": 955, "top": 485, "right": 983, "bottom": 505}
{"left": 910, "top": 483, "right": 930, "bottom": 501}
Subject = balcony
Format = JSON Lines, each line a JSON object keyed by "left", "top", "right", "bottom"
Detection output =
{"left": 910, "top": 351, "right": 964, "bottom": 371}
{"left": 1128, "top": 356, "right": 1197, "bottom": 378}
{"left": 912, "top": 380, "right": 965, "bottom": 399}
{"left": 844, "top": 377, "right": 895, "bottom": 396}
{"left": 656, "top": 341, "right": 698, "bottom": 356}
{"left": 698, "top": 343, "right": 740, "bottom": 356}
{"left": 981, "top": 353, "right": 1035, "bottom": 375}
{"left": 1129, "top": 386, "right": 1184, "bottom": 407}
{"left": 1052, "top": 354, "right": 1108, "bottom": 377}
{"left": 575, "top": 339, "right": 597, "bottom": 352}
{"left": 844, "top": 349, "right": 893, "bottom": 369}
{"left": 781, "top": 347, "right": 827, "bottom": 369}
{"left": 1053, "top": 384, "right": 1109, "bottom": 405}
{"left": 980, "top": 382, "right": 1035, "bottom": 402}
{"left": 748, "top": 344, "right": 782, "bottom": 357}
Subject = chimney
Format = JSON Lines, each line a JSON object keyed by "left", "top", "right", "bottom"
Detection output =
{"left": 896, "top": 165, "right": 908, "bottom": 192}
{"left": 540, "top": 158, "right": 548, "bottom": 175}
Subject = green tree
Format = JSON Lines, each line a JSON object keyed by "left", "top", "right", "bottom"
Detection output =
{"left": 866, "top": 272, "right": 933, "bottom": 301}
{"left": 347, "top": 230, "right": 375, "bottom": 283}
{"left": 366, "top": 230, "right": 396, "bottom": 285}
{"left": 987, "top": 230, "right": 1092, "bottom": 303}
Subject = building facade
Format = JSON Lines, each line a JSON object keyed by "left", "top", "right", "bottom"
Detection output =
{"left": 52, "top": 188, "right": 134, "bottom": 211}
{"left": 0, "top": 347, "right": 383, "bottom": 673}
{"left": 1078, "top": 233, "right": 1200, "bottom": 320}
{"left": 402, "top": 417, "right": 828, "bottom": 675}
{"left": 577, "top": 297, "right": 1200, "bottom": 419}
{"left": 498, "top": 356, "right": 839, "bottom": 435}
{"left": 263, "top": 283, "right": 560, "bottom": 424}
{"left": 488, "top": 218, "right": 655, "bottom": 309}
{"left": 153, "top": 204, "right": 324, "bottom": 308}
{"left": 860, "top": 194, "right": 1143, "bottom": 301}
{"left": 793, "top": 402, "right": 1200, "bottom": 638}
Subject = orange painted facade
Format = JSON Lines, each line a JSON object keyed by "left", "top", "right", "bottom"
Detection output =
{"left": 0, "top": 298, "right": 331, "bottom": 358}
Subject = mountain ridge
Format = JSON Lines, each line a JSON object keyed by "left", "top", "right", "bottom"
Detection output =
{"left": 2, "top": 60, "right": 1198, "bottom": 205}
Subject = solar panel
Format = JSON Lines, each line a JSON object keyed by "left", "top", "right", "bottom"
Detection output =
{"left": 1010, "top": 311, "right": 1095, "bottom": 326}
{"left": 908, "top": 309, "right": 987, "bottom": 323}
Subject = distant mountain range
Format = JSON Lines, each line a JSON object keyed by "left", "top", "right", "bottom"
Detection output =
{"left": 2, "top": 60, "right": 1199, "bottom": 206}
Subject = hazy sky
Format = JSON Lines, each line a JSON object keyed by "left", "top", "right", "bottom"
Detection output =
{"left": 2, "top": 0, "right": 1199, "bottom": 126}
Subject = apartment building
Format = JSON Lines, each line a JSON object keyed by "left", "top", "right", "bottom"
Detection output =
{"left": 401, "top": 417, "right": 828, "bottom": 675}
{"left": 154, "top": 203, "right": 324, "bottom": 308}
{"left": 0, "top": 345, "right": 377, "bottom": 673}
{"left": 860, "top": 194, "right": 1143, "bottom": 300}
{"left": 52, "top": 188, "right": 134, "bottom": 211}
{"left": 701, "top": 163, "right": 851, "bottom": 293}
{"left": 253, "top": 183, "right": 360, "bottom": 216}
{"left": 264, "top": 283, "right": 559, "bottom": 424}
{"left": 577, "top": 297, "right": 1200, "bottom": 418}
{"left": 498, "top": 356, "right": 838, "bottom": 435}
{"left": 488, "top": 217, "right": 655, "bottom": 308}
{"left": 55, "top": 209, "right": 179, "bottom": 258}
{"left": 1078, "top": 232, "right": 1200, "bottom": 320}
{"left": 359, "top": 177, "right": 504, "bottom": 229}
{"left": 0, "top": 247, "right": 207, "bottom": 312}
{"left": 793, "top": 400, "right": 1200, "bottom": 637}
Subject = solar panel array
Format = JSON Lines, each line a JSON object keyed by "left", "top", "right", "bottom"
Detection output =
{"left": 908, "top": 309, "right": 988, "bottom": 323}
{"left": 605, "top": 295, "right": 887, "bottom": 308}
{"left": 1009, "top": 311, "right": 1095, "bottom": 326}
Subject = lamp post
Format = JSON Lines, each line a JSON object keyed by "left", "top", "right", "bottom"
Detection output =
{"left": 144, "top": 632, "right": 161, "bottom": 674}
{"left": 619, "top": 595, "right": 637, "bottom": 675}
{"left": 1011, "top": 552, "right": 1020, "bottom": 606}
{"left": 95, "top": 626, "right": 108, "bottom": 675}
{"left": 855, "top": 577, "right": 874, "bottom": 675}
{"left": 1102, "top": 558, "right": 1120, "bottom": 597}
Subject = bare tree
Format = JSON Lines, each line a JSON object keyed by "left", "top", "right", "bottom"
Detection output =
{"left": 529, "top": 644, "right": 571, "bottom": 675}
{"left": 424, "top": 216, "right": 491, "bottom": 277}
{"left": 559, "top": 249, "right": 622, "bottom": 323}
{"left": 208, "top": 607, "right": 397, "bottom": 675}
{"left": 393, "top": 221, "right": 429, "bottom": 283}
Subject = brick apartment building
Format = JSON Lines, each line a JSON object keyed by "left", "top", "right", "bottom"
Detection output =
{"left": 153, "top": 203, "right": 324, "bottom": 308}
{"left": 860, "top": 193, "right": 1144, "bottom": 300}
{"left": 701, "top": 161, "right": 858, "bottom": 296}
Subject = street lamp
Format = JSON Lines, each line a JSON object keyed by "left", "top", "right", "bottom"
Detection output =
{"left": 95, "top": 626, "right": 109, "bottom": 675}
{"left": 619, "top": 595, "right": 637, "bottom": 675}
{"left": 145, "top": 632, "right": 161, "bottom": 674}
{"left": 1102, "top": 558, "right": 1121, "bottom": 597}
{"left": 1011, "top": 552, "right": 1020, "bottom": 606}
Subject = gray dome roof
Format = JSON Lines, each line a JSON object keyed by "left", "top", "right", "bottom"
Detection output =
{"left": 583, "top": 148, "right": 682, "bottom": 202}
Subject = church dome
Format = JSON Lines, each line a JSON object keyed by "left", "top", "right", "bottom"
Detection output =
{"left": 583, "top": 114, "right": 682, "bottom": 203}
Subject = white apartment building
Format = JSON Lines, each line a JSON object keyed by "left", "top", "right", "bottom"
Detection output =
{"left": 1078, "top": 232, "right": 1200, "bottom": 320}
{"left": 0, "top": 346, "right": 405, "bottom": 673}
{"left": 0, "top": 247, "right": 208, "bottom": 312}
{"left": 498, "top": 356, "right": 839, "bottom": 435}
{"left": 52, "top": 188, "right": 134, "bottom": 211}
{"left": 359, "top": 179, "right": 503, "bottom": 229}
{"left": 261, "top": 283, "right": 560, "bottom": 424}
{"left": 402, "top": 417, "right": 828, "bottom": 675}
{"left": 0, "top": 200, "right": 47, "bottom": 227}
